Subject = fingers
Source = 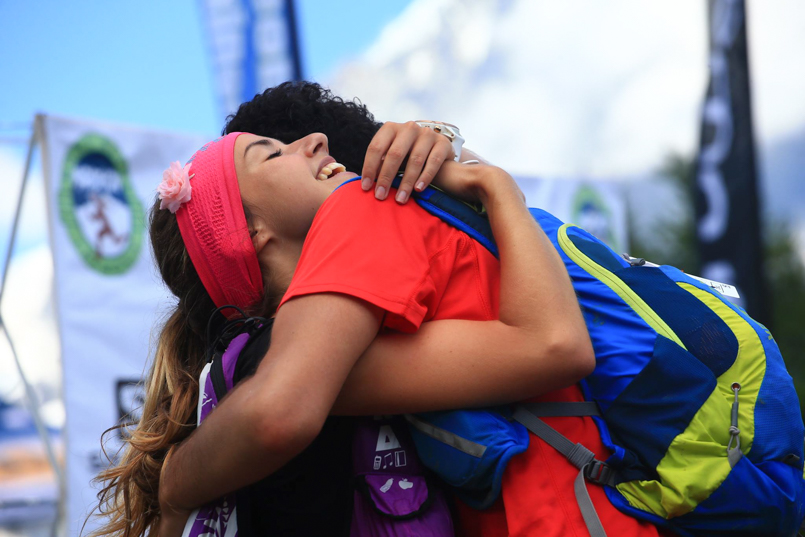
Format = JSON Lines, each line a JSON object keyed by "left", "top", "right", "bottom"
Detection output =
{"left": 396, "top": 135, "right": 452, "bottom": 203}
{"left": 362, "top": 121, "right": 459, "bottom": 203}
{"left": 361, "top": 123, "right": 398, "bottom": 192}
{"left": 373, "top": 123, "right": 420, "bottom": 200}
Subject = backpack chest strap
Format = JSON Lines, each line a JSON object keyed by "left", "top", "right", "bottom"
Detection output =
{"left": 513, "top": 403, "right": 616, "bottom": 537}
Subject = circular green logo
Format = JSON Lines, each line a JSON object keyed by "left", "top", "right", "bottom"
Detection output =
{"left": 571, "top": 184, "right": 620, "bottom": 253}
{"left": 59, "top": 134, "right": 144, "bottom": 275}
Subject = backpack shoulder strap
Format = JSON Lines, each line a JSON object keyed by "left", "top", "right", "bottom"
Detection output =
{"left": 513, "top": 403, "right": 615, "bottom": 537}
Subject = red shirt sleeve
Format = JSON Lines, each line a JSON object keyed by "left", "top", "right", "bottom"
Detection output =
{"left": 279, "top": 181, "right": 450, "bottom": 333}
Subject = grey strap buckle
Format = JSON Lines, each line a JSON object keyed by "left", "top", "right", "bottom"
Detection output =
{"left": 584, "top": 459, "right": 615, "bottom": 487}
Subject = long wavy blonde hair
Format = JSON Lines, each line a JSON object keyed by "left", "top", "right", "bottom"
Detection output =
{"left": 90, "top": 199, "right": 272, "bottom": 536}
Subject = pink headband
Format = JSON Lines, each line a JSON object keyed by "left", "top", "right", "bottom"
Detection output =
{"left": 158, "top": 132, "right": 264, "bottom": 317}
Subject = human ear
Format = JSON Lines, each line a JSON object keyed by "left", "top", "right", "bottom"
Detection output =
{"left": 249, "top": 215, "right": 273, "bottom": 255}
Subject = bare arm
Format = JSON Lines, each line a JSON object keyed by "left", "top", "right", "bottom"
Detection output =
{"left": 160, "top": 294, "right": 383, "bottom": 515}
{"left": 459, "top": 147, "right": 489, "bottom": 164}
{"left": 333, "top": 162, "right": 593, "bottom": 415}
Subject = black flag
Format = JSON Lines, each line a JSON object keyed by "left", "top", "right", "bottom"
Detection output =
{"left": 695, "top": 0, "right": 768, "bottom": 323}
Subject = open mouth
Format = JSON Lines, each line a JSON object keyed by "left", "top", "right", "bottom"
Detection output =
{"left": 318, "top": 162, "right": 346, "bottom": 181}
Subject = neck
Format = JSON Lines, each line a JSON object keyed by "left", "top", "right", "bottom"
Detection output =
{"left": 260, "top": 236, "right": 305, "bottom": 307}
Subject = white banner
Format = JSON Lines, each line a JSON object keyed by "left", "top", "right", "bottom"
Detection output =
{"left": 39, "top": 115, "right": 206, "bottom": 535}
{"left": 515, "top": 176, "right": 629, "bottom": 255}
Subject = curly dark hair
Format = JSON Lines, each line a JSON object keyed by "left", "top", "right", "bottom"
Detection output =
{"left": 223, "top": 81, "right": 382, "bottom": 174}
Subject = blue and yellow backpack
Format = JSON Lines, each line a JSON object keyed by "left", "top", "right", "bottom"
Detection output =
{"left": 403, "top": 182, "right": 805, "bottom": 537}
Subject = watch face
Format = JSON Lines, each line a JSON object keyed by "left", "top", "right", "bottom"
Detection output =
{"left": 415, "top": 121, "right": 460, "bottom": 141}
{"left": 416, "top": 121, "right": 459, "bottom": 130}
{"left": 433, "top": 126, "right": 456, "bottom": 139}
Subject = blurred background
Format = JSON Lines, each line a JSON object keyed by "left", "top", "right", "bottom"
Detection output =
{"left": 1, "top": 1, "right": 803, "bottom": 535}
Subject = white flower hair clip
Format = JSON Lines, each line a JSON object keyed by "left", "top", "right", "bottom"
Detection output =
{"left": 158, "top": 161, "right": 193, "bottom": 213}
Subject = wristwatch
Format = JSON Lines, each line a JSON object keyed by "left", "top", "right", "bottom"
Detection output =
{"left": 415, "top": 121, "right": 464, "bottom": 161}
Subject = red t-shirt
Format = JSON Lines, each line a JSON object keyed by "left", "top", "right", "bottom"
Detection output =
{"left": 280, "top": 181, "right": 662, "bottom": 537}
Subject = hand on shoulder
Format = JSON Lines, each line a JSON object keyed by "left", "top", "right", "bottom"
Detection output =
{"left": 361, "top": 121, "right": 455, "bottom": 204}
{"left": 434, "top": 161, "right": 524, "bottom": 207}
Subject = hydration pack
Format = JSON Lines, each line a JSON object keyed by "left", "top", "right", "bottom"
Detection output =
{"left": 182, "top": 314, "right": 453, "bottom": 537}
{"left": 350, "top": 416, "right": 454, "bottom": 536}
{"left": 402, "top": 182, "right": 805, "bottom": 537}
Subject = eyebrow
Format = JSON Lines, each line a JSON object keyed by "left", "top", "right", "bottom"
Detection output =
{"left": 244, "top": 139, "right": 273, "bottom": 159}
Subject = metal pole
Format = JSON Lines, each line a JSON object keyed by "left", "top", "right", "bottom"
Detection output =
{"left": 0, "top": 122, "right": 65, "bottom": 535}
{"left": 0, "top": 128, "right": 36, "bottom": 305}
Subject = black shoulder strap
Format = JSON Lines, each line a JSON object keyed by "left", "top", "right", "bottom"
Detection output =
{"left": 207, "top": 319, "right": 274, "bottom": 402}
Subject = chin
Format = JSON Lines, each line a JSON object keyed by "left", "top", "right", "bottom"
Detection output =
{"left": 320, "top": 172, "right": 357, "bottom": 195}
{"left": 328, "top": 171, "right": 358, "bottom": 183}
